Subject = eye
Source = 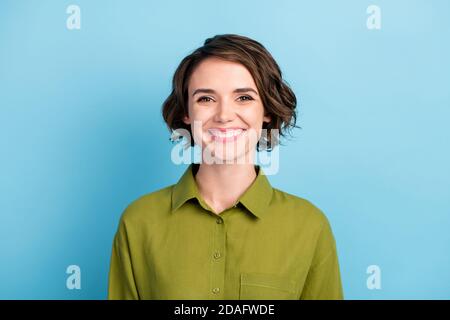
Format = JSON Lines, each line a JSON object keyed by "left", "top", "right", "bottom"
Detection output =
{"left": 197, "top": 96, "right": 214, "bottom": 103}
{"left": 237, "top": 95, "right": 254, "bottom": 102}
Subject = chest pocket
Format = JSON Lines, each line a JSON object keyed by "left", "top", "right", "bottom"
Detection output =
{"left": 239, "top": 273, "right": 298, "bottom": 300}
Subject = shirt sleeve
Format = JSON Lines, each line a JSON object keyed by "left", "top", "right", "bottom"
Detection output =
{"left": 300, "top": 215, "right": 344, "bottom": 300}
{"left": 107, "top": 218, "right": 140, "bottom": 300}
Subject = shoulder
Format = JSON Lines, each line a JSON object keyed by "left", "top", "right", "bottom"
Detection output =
{"left": 118, "top": 184, "right": 175, "bottom": 226}
{"left": 271, "top": 187, "right": 330, "bottom": 228}
{"left": 270, "top": 188, "right": 338, "bottom": 249}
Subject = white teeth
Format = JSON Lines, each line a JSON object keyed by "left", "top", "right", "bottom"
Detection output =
{"left": 208, "top": 129, "right": 244, "bottom": 138}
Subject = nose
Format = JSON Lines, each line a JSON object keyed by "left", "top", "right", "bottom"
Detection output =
{"left": 214, "top": 100, "right": 235, "bottom": 123}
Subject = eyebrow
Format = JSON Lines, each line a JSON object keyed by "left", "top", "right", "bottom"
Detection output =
{"left": 192, "top": 88, "right": 259, "bottom": 97}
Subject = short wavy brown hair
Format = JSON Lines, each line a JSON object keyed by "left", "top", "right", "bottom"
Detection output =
{"left": 162, "top": 34, "right": 298, "bottom": 151}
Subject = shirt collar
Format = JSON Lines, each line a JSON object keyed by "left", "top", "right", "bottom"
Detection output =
{"left": 171, "top": 163, "right": 273, "bottom": 219}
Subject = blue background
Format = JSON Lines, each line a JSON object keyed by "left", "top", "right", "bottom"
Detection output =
{"left": 1, "top": 0, "right": 449, "bottom": 299}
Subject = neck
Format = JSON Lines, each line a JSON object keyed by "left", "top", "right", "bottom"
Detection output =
{"left": 194, "top": 162, "right": 258, "bottom": 214}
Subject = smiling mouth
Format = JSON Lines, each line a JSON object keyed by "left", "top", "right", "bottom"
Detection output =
{"left": 207, "top": 128, "right": 246, "bottom": 143}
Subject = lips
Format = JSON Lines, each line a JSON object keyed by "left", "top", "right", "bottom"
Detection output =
{"left": 208, "top": 128, "right": 246, "bottom": 142}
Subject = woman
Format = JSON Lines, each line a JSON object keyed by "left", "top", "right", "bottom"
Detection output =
{"left": 108, "top": 34, "right": 344, "bottom": 300}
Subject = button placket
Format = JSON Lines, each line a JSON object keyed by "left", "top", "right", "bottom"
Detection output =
{"left": 210, "top": 216, "right": 226, "bottom": 298}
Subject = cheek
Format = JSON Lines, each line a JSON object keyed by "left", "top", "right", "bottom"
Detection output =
{"left": 190, "top": 103, "right": 214, "bottom": 120}
{"left": 188, "top": 107, "right": 214, "bottom": 144}
{"left": 187, "top": 107, "right": 205, "bottom": 127}
{"left": 241, "top": 106, "right": 265, "bottom": 128}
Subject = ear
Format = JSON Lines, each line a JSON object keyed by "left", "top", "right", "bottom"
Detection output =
{"left": 263, "top": 113, "right": 271, "bottom": 123}
{"left": 183, "top": 114, "right": 191, "bottom": 125}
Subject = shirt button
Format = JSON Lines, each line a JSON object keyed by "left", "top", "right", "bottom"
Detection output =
{"left": 213, "top": 251, "right": 221, "bottom": 259}
{"left": 212, "top": 287, "right": 220, "bottom": 294}
{"left": 216, "top": 218, "right": 223, "bottom": 224}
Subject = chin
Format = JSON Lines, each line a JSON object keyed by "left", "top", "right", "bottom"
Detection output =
{"left": 203, "top": 146, "right": 253, "bottom": 165}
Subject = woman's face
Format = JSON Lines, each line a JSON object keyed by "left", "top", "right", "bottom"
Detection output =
{"left": 184, "top": 57, "right": 271, "bottom": 163}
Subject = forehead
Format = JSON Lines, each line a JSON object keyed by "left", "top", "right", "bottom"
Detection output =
{"left": 188, "top": 57, "right": 257, "bottom": 93}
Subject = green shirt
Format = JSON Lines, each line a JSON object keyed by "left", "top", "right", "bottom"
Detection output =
{"left": 108, "top": 163, "right": 344, "bottom": 300}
